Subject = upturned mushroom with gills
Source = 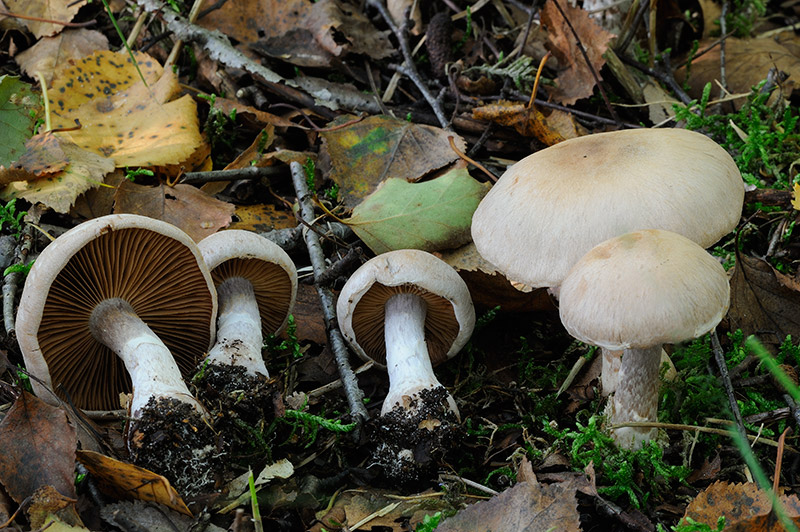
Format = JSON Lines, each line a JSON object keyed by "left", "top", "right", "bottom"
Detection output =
{"left": 15, "top": 214, "right": 219, "bottom": 494}
{"left": 193, "top": 229, "right": 297, "bottom": 422}
{"left": 337, "top": 249, "right": 475, "bottom": 483}
{"left": 558, "top": 229, "right": 730, "bottom": 450}
{"left": 470, "top": 127, "right": 743, "bottom": 396}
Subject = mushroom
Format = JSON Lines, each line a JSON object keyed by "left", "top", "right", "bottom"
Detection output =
{"left": 558, "top": 229, "right": 730, "bottom": 449}
{"left": 471, "top": 127, "right": 743, "bottom": 395}
{"left": 16, "top": 214, "right": 218, "bottom": 492}
{"left": 337, "top": 249, "right": 475, "bottom": 481}
{"left": 193, "top": 229, "right": 297, "bottom": 420}
{"left": 197, "top": 229, "right": 297, "bottom": 377}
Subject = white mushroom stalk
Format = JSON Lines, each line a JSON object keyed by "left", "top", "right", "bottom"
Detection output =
{"left": 382, "top": 293, "right": 459, "bottom": 419}
{"left": 606, "top": 345, "right": 662, "bottom": 449}
{"left": 90, "top": 298, "right": 204, "bottom": 418}
{"left": 205, "top": 277, "right": 267, "bottom": 377}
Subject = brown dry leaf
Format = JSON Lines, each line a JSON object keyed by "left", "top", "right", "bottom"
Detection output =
{"left": 436, "top": 479, "right": 582, "bottom": 532}
{"left": 0, "top": 392, "right": 77, "bottom": 503}
{"left": 313, "top": 490, "right": 451, "bottom": 532}
{"left": 15, "top": 29, "right": 109, "bottom": 85}
{"left": 687, "top": 453, "right": 722, "bottom": 483}
{"left": 4, "top": 0, "right": 85, "bottom": 38}
{"left": 3, "top": 131, "right": 70, "bottom": 182}
{"left": 70, "top": 169, "right": 124, "bottom": 220}
{"left": 213, "top": 97, "right": 302, "bottom": 130}
{"left": 27, "top": 486, "right": 83, "bottom": 530}
{"left": 113, "top": 180, "right": 234, "bottom": 241}
{"left": 75, "top": 450, "right": 191, "bottom": 516}
{"left": 293, "top": 284, "right": 327, "bottom": 345}
{"left": 100, "top": 500, "right": 196, "bottom": 531}
{"left": 229, "top": 203, "right": 296, "bottom": 232}
{"left": 677, "top": 36, "right": 800, "bottom": 103}
{"left": 728, "top": 249, "right": 800, "bottom": 346}
{"left": 319, "top": 114, "right": 467, "bottom": 207}
{"left": 2, "top": 135, "right": 115, "bottom": 213}
{"left": 472, "top": 100, "right": 585, "bottom": 145}
{"left": 540, "top": 0, "right": 615, "bottom": 105}
{"left": 682, "top": 481, "right": 800, "bottom": 530}
{"left": 200, "top": 0, "right": 392, "bottom": 67}
{"left": 48, "top": 50, "right": 205, "bottom": 168}
{"left": 438, "top": 243, "right": 555, "bottom": 313}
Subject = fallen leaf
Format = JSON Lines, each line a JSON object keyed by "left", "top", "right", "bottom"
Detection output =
{"left": 213, "top": 97, "right": 304, "bottom": 130}
{"left": 320, "top": 114, "right": 467, "bottom": 207}
{"left": 472, "top": 100, "right": 585, "bottom": 145}
{"left": 345, "top": 168, "right": 488, "bottom": 254}
{"left": 436, "top": 480, "right": 582, "bottom": 532}
{"left": 48, "top": 50, "right": 205, "bottom": 168}
{"left": 682, "top": 481, "right": 800, "bottom": 530}
{"left": 0, "top": 75, "right": 39, "bottom": 167}
{"left": 15, "top": 29, "right": 109, "bottom": 85}
{"left": 113, "top": 180, "right": 234, "bottom": 242}
{"left": 2, "top": 136, "right": 115, "bottom": 213}
{"left": 75, "top": 450, "right": 191, "bottom": 516}
{"left": 7, "top": 131, "right": 70, "bottom": 180}
{"left": 293, "top": 283, "right": 328, "bottom": 345}
{"left": 100, "top": 500, "right": 204, "bottom": 532}
{"left": 541, "top": 0, "right": 615, "bottom": 105}
{"left": 0, "top": 392, "right": 77, "bottom": 503}
{"left": 793, "top": 183, "right": 800, "bottom": 210}
{"left": 27, "top": 486, "right": 84, "bottom": 530}
{"left": 677, "top": 35, "right": 800, "bottom": 104}
{"left": 4, "top": 0, "right": 85, "bottom": 38}
{"left": 229, "top": 203, "right": 296, "bottom": 232}
{"left": 728, "top": 248, "right": 800, "bottom": 346}
{"left": 438, "top": 243, "right": 555, "bottom": 313}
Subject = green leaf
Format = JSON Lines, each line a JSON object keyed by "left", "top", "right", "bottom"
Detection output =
{"left": 0, "top": 76, "right": 39, "bottom": 166}
{"left": 345, "top": 168, "right": 488, "bottom": 254}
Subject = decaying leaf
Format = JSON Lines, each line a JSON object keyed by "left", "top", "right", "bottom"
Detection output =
{"left": 472, "top": 100, "right": 585, "bottom": 145}
{"left": 0, "top": 75, "right": 39, "bottom": 167}
{"left": 320, "top": 114, "right": 467, "bottom": 206}
{"left": 345, "top": 168, "right": 488, "bottom": 254}
{"left": 728, "top": 248, "right": 800, "bottom": 345}
{"left": 4, "top": 0, "right": 85, "bottom": 38}
{"left": 48, "top": 50, "right": 205, "bottom": 169}
{"left": 113, "top": 180, "right": 234, "bottom": 242}
{"left": 27, "top": 486, "right": 84, "bottom": 530}
{"left": 2, "top": 136, "right": 115, "bottom": 213}
{"left": 439, "top": 243, "right": 555, "bottom": 313}
{"left": 436, "top": 480, "right": 582, "bottom": 531}
{"left": 682, "top": 481, "right": 800, "bottom": 530}
{"left": 541, "top": 0, "right": 615, "bottom": 105}
{"left": 0, "top": 392, "right": 77, "bottom": 503}
{"left": 15, "top": 29, "right": 109, "bottom": 85}
{"left": 75, "top": 450, "right": 191, "bottom": 516}
{"left": 677, "top": 35, "right": 800, "bottom": 104}
{"left": 229, "top": 203, "right": 296, "bottom": 233}
{"left": 100, "top": 500, "right": 201, "bottom": 532}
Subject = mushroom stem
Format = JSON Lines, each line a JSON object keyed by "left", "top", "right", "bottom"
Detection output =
{"left": 205, "top": 277, "right": 267, "bottom": 377}
{"left": 382, "top": 293, "right": 459, "bottom": 419}
{"left": 89, "top": 298, "right": 203, "bottom": 418}
{"left": 608, "top": 344, "right": 662, "bottom": 449}
{"left": 601, "top": 348, "right": 623, "bottom": 397}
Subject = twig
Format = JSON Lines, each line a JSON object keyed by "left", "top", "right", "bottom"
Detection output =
{"left": 439, "top": 473, "right": 499, "bottom": 495}
{"left": 311, "top": 246, "right": 363, "bottom": 287}
{"left": 366, "top": 0, "right": 450, "bottom": 129}
{"left": 618, "top": 53, "right": 694, "bottom": 106}
{"left": 448, "top": 136, "right": 497, "bottom": 182}
{"left": 2, "top": 227, "right": 33, "bottom": 336}
{"left": 180, "top": 165, "right": 286, "bottom": 184}
{"left": 549, "top": 0, "right": 622, "bottom": 126}
{"left": 289, "top": 162, "right": 369, "bottom": 426}
{"left": 711, "top": 330, "right": 749, "bottom": 443}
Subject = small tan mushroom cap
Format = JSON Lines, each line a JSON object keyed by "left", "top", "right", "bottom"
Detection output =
{"left": 16, "top": 214, "right": 217, "bottom": 411}
{"left": 337, "top": 249, "right": 475, "bottom": 368}
{"left": 198, "top": 230, "right": 298, "bottom": 335}
{"left": 471, "top": 128, "right": 744, "bottom": 287}
{"left": 559, "top": 229, "right": 730, "bottom": 350}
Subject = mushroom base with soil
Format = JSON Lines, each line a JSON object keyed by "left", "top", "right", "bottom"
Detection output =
{"left": 127, "top": 396, "right": 220, "bottom": 496}
{"left": 369, "top": 386, "right": 464, "bottom": 485}
{"left": 192, "top": 363, "right": 281, "bottom": 427}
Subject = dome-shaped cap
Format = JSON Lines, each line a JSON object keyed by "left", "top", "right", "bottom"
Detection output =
{"left": 559, "top": 229, "right": 730, "bottom": 350}
{"left": 16, "top": 214, "right": 217, "bottom": 411}
{"left": 471, "top": 128, "right": 744, "bottom": 287}
{"left": 336, "top": 249, "right": 475, "bottom": 368}
{"left": 198, "top": 230, "right": 297, "bottom": 335}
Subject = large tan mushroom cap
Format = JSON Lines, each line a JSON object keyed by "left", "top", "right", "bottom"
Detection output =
{"left": 471, "top": 128, "right": 744, "bottom": 287}
{"left": 198, "top": 230, "right": 298, "bottom": 335}
{"left": 559, "top": 229, "right": 730, "bottom": 350}
{"left": 16, "top": 214, "right": 217, "bottom": 411}
{"left": 337, "top": 249, "right": 475, "bottom": 368}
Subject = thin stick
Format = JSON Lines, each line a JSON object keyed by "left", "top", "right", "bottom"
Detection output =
{"left": 289, "top": 162, "right": 369, "bottom": 425}
{"left": 180, "top": 166, "right": 286, "bottom": 184}
{"left": 448, "top": 136, "right": 497, "bottom": 182}
{"left": 3, "top": 226, "right": 32, "bottom": 336}
{"left": 711, "top": 329, "right": 749, "bottom": 443}
{"left": 366, "top": 0, "right": 450, "bottom": 129}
